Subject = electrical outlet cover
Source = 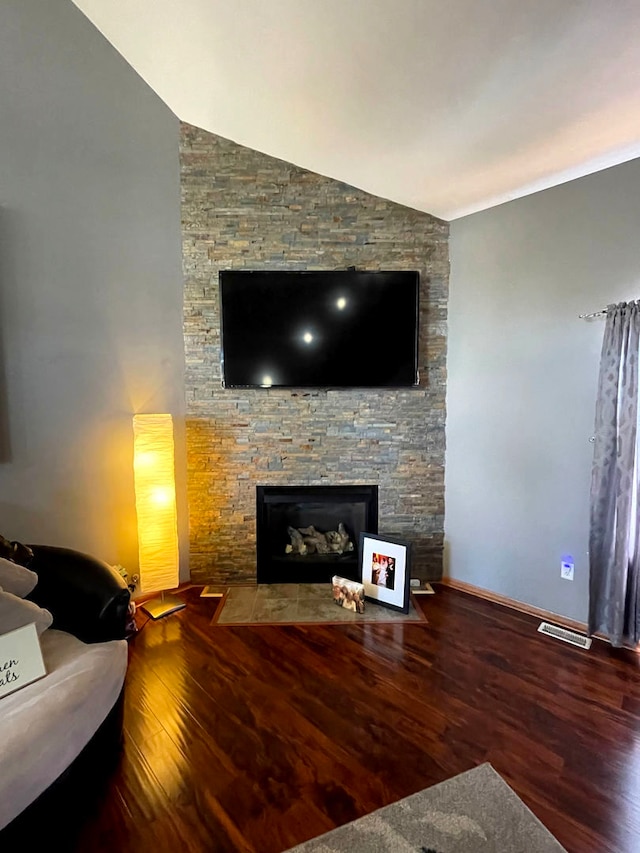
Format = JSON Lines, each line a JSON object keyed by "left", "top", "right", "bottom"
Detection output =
{"left": 561, "top": 555, "right": 574, "bottom": 581}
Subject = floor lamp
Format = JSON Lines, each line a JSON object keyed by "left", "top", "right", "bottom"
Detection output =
{"left": 133, "top": 413, "right": 185, "bottom": 620}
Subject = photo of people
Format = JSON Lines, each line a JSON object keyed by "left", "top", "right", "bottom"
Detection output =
{"left": 371, "top": 553, "right": 396, "bottom": 590}
{"left": 332, "top": 576, "right": 366, "bottom": 613}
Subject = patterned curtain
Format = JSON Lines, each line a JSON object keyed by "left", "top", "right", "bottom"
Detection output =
{"left": 589, "top": 301, "right": 640, "bottom": 647}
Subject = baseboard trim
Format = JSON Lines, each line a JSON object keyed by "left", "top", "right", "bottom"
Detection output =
{"left": 438, "top": 577, "right": 590, "bottom": 635}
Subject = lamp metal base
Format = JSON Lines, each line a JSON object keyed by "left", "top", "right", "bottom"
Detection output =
{"left": 141, "top": 593, "right": 186, "bottom": 620}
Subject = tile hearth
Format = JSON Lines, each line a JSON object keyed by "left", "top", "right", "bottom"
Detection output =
{"left": 211, "top": 584, "right": 426, "bottom": 625}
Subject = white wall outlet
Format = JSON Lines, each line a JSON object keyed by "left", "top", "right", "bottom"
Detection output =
{"left": 561, "top": 555, "right": 574, "bottom": 581}
{"left": 410, "top": 578, "right": 421, "bottom": 588}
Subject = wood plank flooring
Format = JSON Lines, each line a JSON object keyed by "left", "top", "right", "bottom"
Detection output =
{"left": 72, "top": 585, "right": 640, "bottom": 852}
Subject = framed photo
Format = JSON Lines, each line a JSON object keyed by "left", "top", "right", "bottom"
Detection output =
{"left": 359, "top": 532, "right": 411, "bottom": 613}
{"left": 332, "top": 575, "right": 366, "bottom": 614}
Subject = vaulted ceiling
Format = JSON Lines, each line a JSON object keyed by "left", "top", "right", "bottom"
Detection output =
{"left": 72, "top": 0, "right": 640, "bottom": 220}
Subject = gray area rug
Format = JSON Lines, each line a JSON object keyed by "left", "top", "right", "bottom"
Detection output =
{"left": 212, "top": 583, "right": 426, "bottom": 625}
{"left": 284, "top": 764, "right": 566, "bottom": 853}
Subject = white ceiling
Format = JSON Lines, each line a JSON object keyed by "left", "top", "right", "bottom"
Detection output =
{"left": 72, "top": 0, "right": 640, "bottom": 221}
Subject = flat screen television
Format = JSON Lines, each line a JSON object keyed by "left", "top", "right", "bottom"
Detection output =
{"left": 219, "top": 270, "right": 419, "bottom": 389}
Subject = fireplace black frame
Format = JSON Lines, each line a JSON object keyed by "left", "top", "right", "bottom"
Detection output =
{"left": 256, "top": 485, "right": 378, "bottom": 584}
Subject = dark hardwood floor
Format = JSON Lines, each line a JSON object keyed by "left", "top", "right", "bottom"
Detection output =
{"left": 72, "top": 585, "right": 640, "bottom": 852}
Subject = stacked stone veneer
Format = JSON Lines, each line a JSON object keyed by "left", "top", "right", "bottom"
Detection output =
{"left": 181, "top": 122, "right": 449, "bottom": 585}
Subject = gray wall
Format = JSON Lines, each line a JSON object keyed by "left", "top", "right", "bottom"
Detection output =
{"left": 0, "top": 0, "right": 188, "bottom": 578}
{"left": 446, "top": 158, "right": 640, "bottom": 622}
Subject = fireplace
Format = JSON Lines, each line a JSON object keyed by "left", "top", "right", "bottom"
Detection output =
{"left": 256, "top": 485, "right": 378, "bottom": 584}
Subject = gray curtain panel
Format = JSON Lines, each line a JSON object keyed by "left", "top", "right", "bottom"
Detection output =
{"left": 589, "top": 301, "right": 640, "bottom": 646}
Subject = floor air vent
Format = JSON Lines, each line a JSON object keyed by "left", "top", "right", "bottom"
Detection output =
{"left": 537, "top": 621, "right": 592, "bottom": 650}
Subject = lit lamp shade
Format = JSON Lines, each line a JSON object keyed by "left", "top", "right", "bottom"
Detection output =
{"left": 133, "top": 414, "right": 179, "bottom": 595}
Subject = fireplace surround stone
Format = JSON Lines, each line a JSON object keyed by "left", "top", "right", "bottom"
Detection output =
{"left": 181, "top": 124, "right": 448, "bottom": 587}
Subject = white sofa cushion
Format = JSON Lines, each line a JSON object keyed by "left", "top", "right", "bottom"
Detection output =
{"left": 0, "top": 629, "right": 127, "bottom": 829}
{"left": 0, "top": 558, "right": 38, "bottom": 598}
{"left": 0, "top": 590, "right": 52, "bottom": 636}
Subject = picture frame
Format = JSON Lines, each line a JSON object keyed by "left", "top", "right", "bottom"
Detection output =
{"left": 359, "top": 532, "right": 411, "bottom": 613}
{"left": 332, "top": 575, "right": 366, "bottom": 614}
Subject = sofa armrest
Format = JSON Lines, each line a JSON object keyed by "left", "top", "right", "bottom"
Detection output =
{"left": 26, "top": 545, "right": 130, "bottom": 643}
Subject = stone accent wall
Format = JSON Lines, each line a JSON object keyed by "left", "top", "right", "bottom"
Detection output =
{"left": 181, "top": 122, "right": 449, "bottom": 585}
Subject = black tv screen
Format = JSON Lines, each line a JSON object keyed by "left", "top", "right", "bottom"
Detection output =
{"left": 219, "top": 270, "right": 419, "bottom": 389}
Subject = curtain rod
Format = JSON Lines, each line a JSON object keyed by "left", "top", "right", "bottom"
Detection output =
{"left": 578, "top": 309, "right": 606, "bottom": 319}
{"left": 579, "top": 301, "right": 640, "bottom": 319}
